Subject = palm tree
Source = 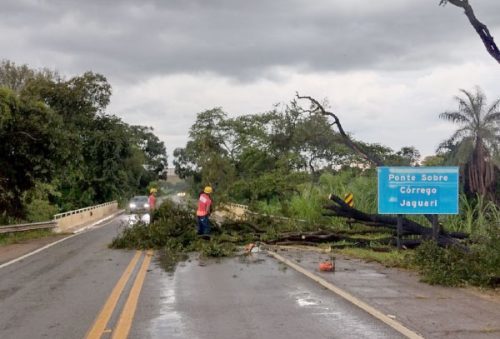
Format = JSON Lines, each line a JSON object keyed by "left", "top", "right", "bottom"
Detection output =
{"left": 438, "top": 87, "right": 500, "bottom": 199}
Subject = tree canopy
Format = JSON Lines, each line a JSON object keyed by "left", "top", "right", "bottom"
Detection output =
{"left": 0, "top": 60, "right": 167, "bottom": 221}
{"left": 438, "top": 87, "right": 500, "bottom": 198}
{"left": 174, "top": 101, "right": 420, "bottom": 204}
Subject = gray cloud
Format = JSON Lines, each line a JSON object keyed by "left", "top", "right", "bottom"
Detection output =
{"left": 3, "top": 0, "right": 500, "bottom": 160}
{"left": 3, "top": 0, "right": 500, "bottom": 82}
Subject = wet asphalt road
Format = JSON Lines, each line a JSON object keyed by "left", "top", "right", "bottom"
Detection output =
{"left": 0, "top": 215, "right": 404, "bottom": 339}
{"left": 132, "top": 254, "right": 404, "bottom": 339}
{"left": 0, "top": 215, "right": 135, "bottom": 339}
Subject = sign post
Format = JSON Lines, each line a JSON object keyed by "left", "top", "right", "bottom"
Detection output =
{"left": 396, "top": 214, "right": 403, "bottom": 249}
{"left": 378, "top": 167, "right": 459, "bottom": 246}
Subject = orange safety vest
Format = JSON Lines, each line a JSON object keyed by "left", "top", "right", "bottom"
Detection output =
{"left": 196, "top": 193, "right": 212, "bottom": 217}
{"left": 148, "top": 194, "right": 156, "bottom": 210}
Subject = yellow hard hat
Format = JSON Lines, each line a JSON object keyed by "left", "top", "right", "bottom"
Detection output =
{"left": 204, "top": 186, "right": 213, "bottom": 194}
{"left": 150, "top": 188, "right": 157, "bottom": 194}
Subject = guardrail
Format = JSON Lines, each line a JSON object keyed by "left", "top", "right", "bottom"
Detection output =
{"left": 54, "top": 201, "right": 118, "bottom": 232}
{"left": 225, "top": 203, "right": 250, "bottom": 211}
{"left": 223, "top": 202, "right": 308, "bottom": 223}
{"left": 0, "top": 201, "right": 119, "bottom": 235}
{"left": 0, "top": 221, "right": 57, "bottom": 234}
{"left": 53, "top": 201, "right": 117, "bottom": 220}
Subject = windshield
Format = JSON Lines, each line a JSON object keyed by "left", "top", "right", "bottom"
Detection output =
{"left": 130, "top": 196, "right": 148, "bottom": 203}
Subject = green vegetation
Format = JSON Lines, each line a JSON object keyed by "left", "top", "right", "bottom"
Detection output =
{"left": 413, "top": 232, "right": 500, "bottom": 287}
{"left": 437, "top": 87, "right": 500, "bottom": 199}
{"left": 0, "top": 229, "right": 57, "bottom": 246}
{"left": 444, "top": 194, "right": 500, "bottom": 235}
{"left": 4, "top": 58, "right": 498, "bottom": 288}
{"left": 110, "top": 200, "right": 196, "bottom": 250}
{"left": 110, "top": 200, "right": 239, "bottom": 269}
{"left": 167, "top": 89, "right": 500, "bottom": 287}
{"left": 0, "top": 60, "right": 167, "bottom": 223}
{"left": 334, "top": 248, "right": 413, "bottom": 269}
{"left": 173, "top": 104, "right": 419, "bottom": 204}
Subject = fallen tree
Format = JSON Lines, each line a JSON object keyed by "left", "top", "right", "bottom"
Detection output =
{"left": 324, "top": 194, "right": 467, "bottom": 248}
{"left": 295, "top": 94, "right": 468, "bottom": 249}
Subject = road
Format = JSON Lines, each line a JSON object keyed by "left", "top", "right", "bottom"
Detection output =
{"left": 0, "top": 215, "right": 135, "bottom": 339}
{"left": 0, "top": 215, "right": 404, "bottom": 339}
{"left": 132, "top": 254, "right": 404, "bottom": 339}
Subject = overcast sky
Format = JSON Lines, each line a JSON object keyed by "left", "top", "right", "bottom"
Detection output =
{"left": 2, "top": 0, "right": 500, "bottom": 162}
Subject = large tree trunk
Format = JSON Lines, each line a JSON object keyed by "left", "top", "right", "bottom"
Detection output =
{"left": 324, "top": 193, "right": 468, "bottom": 248}
{"left": 467, "top": 140, "right": 496, "bottom": 199}
{"left": 295, "top": 94, "right": 468, "bottom": 250}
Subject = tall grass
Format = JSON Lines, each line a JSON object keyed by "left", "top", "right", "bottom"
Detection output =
{"left": 253, "top": 199, "right": 282, "bottom": 216}
{"left": 289, "top": 187, "right": 323, "bottom": 223}
{"left": 253, "top": 169, "right": 379, "bottom": 229}
{"left": 442, "top": 194, "right": 500, "bottom": 235}
{"left": 253, "top": 169, "right": 500, "bottom": 238}
{"left": 317, "top": 170, "right": 377, "bottom": 213}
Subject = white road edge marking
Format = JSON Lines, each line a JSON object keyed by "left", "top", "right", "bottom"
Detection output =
{"left": 0, "top": 212, "right": 123, "bottom": 270}
{"left": 73, "top": 210, "right": 124, "bottom": 233}
{"left": 267, "top": 250, "right": 424, "bottom": 339}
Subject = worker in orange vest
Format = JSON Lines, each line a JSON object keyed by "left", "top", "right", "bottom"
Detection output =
{"left": 148, "top": 188, "right": 157, "bottom": 211}
{"left": 196, "top": 186, "right": 213, "bottom": 236}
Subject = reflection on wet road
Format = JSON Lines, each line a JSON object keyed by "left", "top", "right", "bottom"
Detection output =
{"left": 132, "top": 253, "right": 404, "bottom": 339}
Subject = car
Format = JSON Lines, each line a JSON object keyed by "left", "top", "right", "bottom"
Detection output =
{"left": 128, "top": 195, "right": 150, "bottom": 214}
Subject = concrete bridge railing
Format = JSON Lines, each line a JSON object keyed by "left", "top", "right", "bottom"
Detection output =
{"left": 54, "top": 201, "right": 119, "bottom": 233}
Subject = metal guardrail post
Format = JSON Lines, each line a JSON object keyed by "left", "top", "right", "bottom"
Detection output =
{"left": 0, "top": 221, "right": 57, "bottom": 234}
{"left": 0, "top": 201, "right": 118, "bottom": 235}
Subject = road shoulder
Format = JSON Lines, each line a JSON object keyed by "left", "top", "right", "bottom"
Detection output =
{"left": 0, "top": 211, "right": 123, "bottom": 266}
{"left": 0, "top": 234, "right": 70, "bottom": 265}
{"left": 271, "top": 247, "right": 500, "bottom": 338}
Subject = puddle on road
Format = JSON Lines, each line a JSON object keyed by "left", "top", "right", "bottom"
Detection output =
{"left": 148, "top": 266, "right": 197, "bottom": 339}
{"left": 289, "top": 288, "right": 402, "bottom": 338}
{"left": 297, "top": 297, "right": 320, "bottom": 307}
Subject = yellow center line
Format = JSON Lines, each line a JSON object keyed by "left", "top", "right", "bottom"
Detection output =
{"left": 112, "top": 250, "right": 153, "bottom": 339}
{"left": 85, "top": 250, "right": 142, "bottom": 339}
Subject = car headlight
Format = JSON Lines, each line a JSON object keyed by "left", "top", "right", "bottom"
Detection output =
{"left": 129, "top": 203, "right": 136, "bottom": 209}
{"left": 144, "top": 203, "right": 150, "bottom": 209}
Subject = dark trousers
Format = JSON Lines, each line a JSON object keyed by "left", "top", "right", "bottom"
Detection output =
{"left": 197, "top": 216, "right": 211, "bottom": 235}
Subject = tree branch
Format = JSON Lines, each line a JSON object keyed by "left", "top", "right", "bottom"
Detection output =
{"left": 325, "top": 193, "right": 468, "bottom": 248}
{"left": 441, "top": 0, "right": 500, "bottom": 64}
{"left": 296, "top": 93, "right": 384, "bottom": 166}
{"left": 6, "top": 131, "right": 38, "bottom": 141}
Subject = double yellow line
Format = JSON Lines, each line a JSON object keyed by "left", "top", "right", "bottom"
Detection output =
{"left": 85, "top": 250, "right": 153, "bottom": 339}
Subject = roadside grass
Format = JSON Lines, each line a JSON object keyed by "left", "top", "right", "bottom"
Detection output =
{"left": 334, "top": 247, "right": 415, "bottom": 269}
{"left": 0, "top": 229, "right": 56, "bottom": 246}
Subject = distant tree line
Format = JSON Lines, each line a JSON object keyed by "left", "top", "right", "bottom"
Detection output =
{"left": 175, "top": 87, "right": 500, "bottom": 205}
{"left": 174, "top": 101, "right": 421, "bottom": 204}
{"left": 0, "top": 60, "right": 167, "bottom": 222}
